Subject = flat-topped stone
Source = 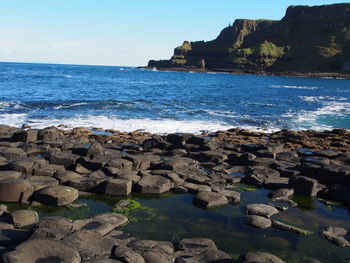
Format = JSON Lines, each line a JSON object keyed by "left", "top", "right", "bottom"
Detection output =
{"left": 193, "top": 191, "right": 228, "bottom": 208}
{"left": 32, "top": 185, "right": 79, "bottom": 206}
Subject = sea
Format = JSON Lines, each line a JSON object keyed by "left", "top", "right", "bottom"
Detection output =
{"left": 0, "top": 62, "right": 350, "bottom": 133}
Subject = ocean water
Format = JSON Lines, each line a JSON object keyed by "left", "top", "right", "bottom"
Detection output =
{"left": 0, "top": 62, "right": 350, "bottom": 133}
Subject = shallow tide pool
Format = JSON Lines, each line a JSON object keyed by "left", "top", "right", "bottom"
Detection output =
{"left": 7, "top": 187, "right": 350, "bottom": 263}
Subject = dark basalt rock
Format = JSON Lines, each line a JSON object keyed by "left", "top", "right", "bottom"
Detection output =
{"left": 193, "top": 191, "right": 228, "bottom": 208}
{"left": 289, "top": 176, "right": 320, "bottom": 197}
{"left": 2, "top": 239, "right": 81, "bottom": 263}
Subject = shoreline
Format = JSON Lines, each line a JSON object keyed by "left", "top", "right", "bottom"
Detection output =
{"left": 0, "top": 124, "right": 349, "bottom": 262}
{"left": 139, "top": 66, "right": 350, "bottom": 79}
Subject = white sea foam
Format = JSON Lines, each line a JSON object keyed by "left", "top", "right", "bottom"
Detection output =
{"left": 285, "top": 100, "right": 350, "bottom": 130}
{"left": 0, "top": 113, "right": 27, "bottom": 127}
{"left": 204, "top": 110, "right": 237, "bottom": 118}
{"left": 299, "top": 96, "right": 348, "bottom": 102}
{"left": 270, "top": 85, "right": 319, "bottom": 90}
{"left": 0, "top": 113, "right": 284, "bottom": 134}
{"left": 53, "top": 102, "right": 88, "bottom": 110}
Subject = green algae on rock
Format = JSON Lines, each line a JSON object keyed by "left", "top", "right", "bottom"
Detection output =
{"left": 112, "top": 199, "right": 154, "bottom": 221}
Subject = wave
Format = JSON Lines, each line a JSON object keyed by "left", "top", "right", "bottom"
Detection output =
{"left": 284, "top": 100, "right": 350, "bottom": 130}
{"left": 270, "top": 85, "right": 319, "bottom": 90}
{"left": 53, "top": 102, "right": 88, "bottom": 110}
{"left": 0, "top": 113, "right": 27, "bottom": 127}
{"left": 299, "top": 96, "right": 348, "bottom": 102}
{"left": 204, "top": 110, "right": 237, "bottom": 118}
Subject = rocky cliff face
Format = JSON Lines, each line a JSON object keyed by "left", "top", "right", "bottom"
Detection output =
{"left": 148, "top": 3, "right": 350, "bottom": 73}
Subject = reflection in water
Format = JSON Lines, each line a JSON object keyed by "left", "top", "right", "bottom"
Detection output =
{"left": 5, "top": 188, "right": 350, "bottom": 263}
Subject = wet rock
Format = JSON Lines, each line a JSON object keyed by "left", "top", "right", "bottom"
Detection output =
{"left": 301, "top": 156, "right": 330, "bottom": 166}
{"left": 125, "top": 155, "right": 160, "bottom": 171}
{"left": 317, "top": 164, "right": 350, "bottom": 185}
{"left": 0, "top": 171, "right": 22, "bottom": 181}
{"left": 269, "top": 188, "right": 294, "bottom": 199}
{"left": 136, "top": 175, "right": 173, "bottom": 194}
{"left": 128, "top": 240, "right": 174, "bottom": 263}
{"left": 75, "top": 213, "right": 128, "bottom": 236}
{"left": 63, "top": 230, "right": 115, "bottom": 261}
{"left": 193, "top": 191, "right": 228, "bottom": 208}
{"left": 238, "top": 153, "right": 256, "bottom": 165}
{"left": 30, "top": 216, "right": 74, "bottom": 240}
{"left": 38, "top": 127, "right": 61, "bottom": 141}
{"left": 103, "top": 178, "right": 132, "bottom": 196}
{"left": 175, "top": 248, "right": 233, "bottom": 263}
{"left": 106, "top": 230, "right": 135, "bottom": 247}
{"left": 264, "top": 177, "right": 290, "bottom": 190}
{"left": 0, "top": 148, "right": 26, "bottom": 161}
{"left": 272, "top": 220, "right": 313, "bottom": 235}
{"left": 0, "top": 179, "right": 33, "bottom": 203}
{"left": 86, "top": 259, "right": 122, "bottom": 263}
{"left": 245, "top": 215, "right": 272, "bottom": 229}
{"left": 49, "top": 151, "right": 79, "bottom": 169}
{"left": 113, "top": 246, "right": 145, "bottom": 263}
{"left": 2, "top": 238, "right": 81, "bottom": 263}
{"left": 289, "top": 176, "right": 320, "bottom": 197}
{"left": 0, "top": 125, "right": 19, "bottom": 139}
{"left": 246, "top": 204, "right": 279, "bottom": 218}
{"left": 238, "top": 251, "right": 286, "bottom": 263}
{"left": 178, "top": 238, "right": 217, "bottom": 253}
{"left": 0, "top": 222, "right": 14, "bottom": 230}
{"left": 10, "top": 129, "right": 38, "bottom": 143}
{"left": 216, "top": 189, "right": 241, "bottom": 203}
{"left": 321, "top": 226, "right": 350, "bottom": 247}
{"left": 87, "top": 141, "right": 104, "bottom": 157}
{"left": 107, "top": 158, "right": 134, "bottom": 174}
{"left": 318, "top": 184, "right": 350, "bottom": 206}
{"left": 243, "top": 167, "right": 280, "bottom": 186}
{"left": 33, "top": 185, "right": 79, "bottom": 206}
{"left": 10, "top": 210, "right": 39, "bottom": 228}
{"left": 183, "top": 182, "right": 211, "bottom": 194}
{"left": 28, "top": 176, "right": 59, "bottom": 191}
{"left": 54, "top": 170, "right": 82, "bottom": 184}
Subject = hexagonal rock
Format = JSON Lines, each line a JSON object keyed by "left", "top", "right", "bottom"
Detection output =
{"left": 10, "top": 210, "right": 39, "bottom": 228}
{"left": 175, "top": 248, "right": 232, "bottom": 263}
{"left": 113, "top": 246, "right": 145, "bottom": 263}
{"left": 178, "top": 238, "right": 218, "bottom": 253}
{"left": 238, "top": 251, "right": 286, "bottom": 263}
{"left": 0, "top": 171, "right": 22, "bottom": 181}
{"left": 103, "top": 178, "right": 132, "bottom": 196}
{"left": 28, "top": 176, "right": 59, "bottom": 191}
{"left": 62, "top": 230, "right": 115, "bottom": 261}
{"left": 193, "top": 192, "right": 228, "bottom": 208}
{"left": 289, "top": 176, "right": 319, "bottom": 197}
{"left": 33, "top": 185, "right": 79, "bottom": 206}
{"left": 30, "top": 216, "right": 74, "bottom": 240}
{"left": 245, "top": 215, "right": 272, "bottom": 229}
{"left": 75, "top": 213, "right": 128, "bottom": 236}
{"left": 2, "top": 238, "right": 81, "bottom": 263}
{"left": 137, "top": 175, "right": 173, "bottom": 194}
{"left": 216, "top": 190, "right": 241, "bottom": 203}
{"left": 0, "top": 179, "right": 33, "bottom": 203}
{"left": 246, "top": 204, "right": 279, "bottom": 218}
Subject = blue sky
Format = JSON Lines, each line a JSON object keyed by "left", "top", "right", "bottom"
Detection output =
{"left": 0, "top": 0, "right": 346, "bottom": 66}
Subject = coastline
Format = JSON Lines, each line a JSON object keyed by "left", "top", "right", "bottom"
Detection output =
{"left": 139, "top": 66, "right": 350, "bottom": 79}
{"left": 0, "top": 124, "right": 349, "bottom": 262}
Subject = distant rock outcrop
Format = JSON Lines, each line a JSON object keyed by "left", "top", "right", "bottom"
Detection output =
{"left": 148, "top": 3, "right": 350, "bottom": 74}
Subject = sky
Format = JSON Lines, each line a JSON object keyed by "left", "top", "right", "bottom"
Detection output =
{"left": 0, "top": 0, "right": 347, "bottom": 66}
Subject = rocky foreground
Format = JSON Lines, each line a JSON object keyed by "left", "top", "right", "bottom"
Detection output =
{"left": 0, "top": 125, "right": 349, "bottom": 262}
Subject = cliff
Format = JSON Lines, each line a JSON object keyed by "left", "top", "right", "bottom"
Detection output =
{"left": 148, "top": 3, "right": 350, "bottom": 74}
